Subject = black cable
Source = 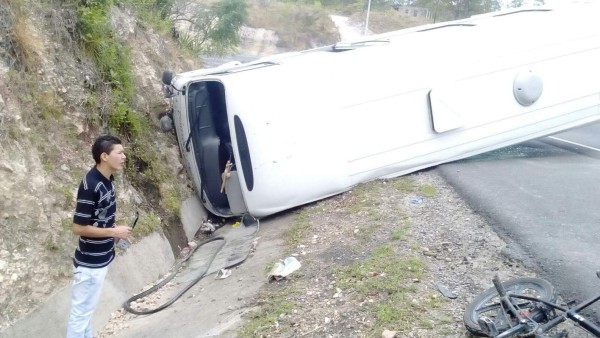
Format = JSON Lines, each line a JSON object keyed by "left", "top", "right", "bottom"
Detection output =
{"left": 123, "top": 236, "right": 226, "bottom": 315}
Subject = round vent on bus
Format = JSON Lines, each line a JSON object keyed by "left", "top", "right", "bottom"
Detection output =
{"left": 513, "top": 70, "right": 543, "bottom": 106}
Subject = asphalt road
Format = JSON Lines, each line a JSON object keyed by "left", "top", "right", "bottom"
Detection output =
{"left": 436, "top": 122, "right": 600, "bottom": 317}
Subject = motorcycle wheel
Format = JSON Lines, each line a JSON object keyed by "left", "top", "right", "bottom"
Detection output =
{"left": 464, "top": 277, "right": 556, "bottom": 337}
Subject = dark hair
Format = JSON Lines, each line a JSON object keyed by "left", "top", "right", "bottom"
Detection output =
{"left": 92, "top": 135, "right": 122, "bottom": 164}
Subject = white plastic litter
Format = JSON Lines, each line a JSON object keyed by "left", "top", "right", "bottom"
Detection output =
{"left": 216, "top": 268, "right": 232, "bottom": 279}
{"left": 268, "top": 256, "right": 301, "bottom": 281}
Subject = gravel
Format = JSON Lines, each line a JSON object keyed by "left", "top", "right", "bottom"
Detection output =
{"left": 99, "top": 170, "right": 594, "bottom": 337}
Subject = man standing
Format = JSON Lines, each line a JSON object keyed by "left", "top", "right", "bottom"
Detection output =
{"left": 66, "top": 135, "right": 132, "bottom": 338}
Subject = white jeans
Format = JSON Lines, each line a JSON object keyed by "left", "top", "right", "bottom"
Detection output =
{"left": 66, "top": 265, "right": 109, "bottom": 338}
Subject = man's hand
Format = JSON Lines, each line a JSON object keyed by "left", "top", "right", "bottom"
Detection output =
{"left": 112, "top": 225, "right": 132, "bottom": 240}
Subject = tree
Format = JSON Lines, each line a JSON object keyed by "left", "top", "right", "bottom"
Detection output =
{"left": 205, "top": 0, "right": 247, "bottom": 54}
{"left": 171, "top": 0, "right": 247, "bottom": 55}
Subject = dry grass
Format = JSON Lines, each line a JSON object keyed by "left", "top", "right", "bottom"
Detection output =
{"left": 245, "top": 4, "right": 429, "bottom": 52}
{"left": 246, "top": 2, "right": 339, "bottom": 51}
{"left": 3, "top": 1, "right": 44, "bottom": 71}
{"left": 37, "top": 90, "right": 63, "bottom": 120}
{"left": 236, "top": 175, "right": 461, "bottom": 337}
{"left": 351, "top": 8, "right": 431, "bottom": 34}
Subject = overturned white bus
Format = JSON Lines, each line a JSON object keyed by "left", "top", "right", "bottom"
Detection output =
{"left": 161, "top": 4, "right": 600, "bottom": 218}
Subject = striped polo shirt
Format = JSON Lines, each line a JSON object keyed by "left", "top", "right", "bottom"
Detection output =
{"left": 72, "top": 166, "right": 117, "bottom": 268}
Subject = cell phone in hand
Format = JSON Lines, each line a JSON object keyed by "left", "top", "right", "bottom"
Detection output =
{"left": 117, "top": 211, "right": 139, "bottom": 251}
{"left": 130, "top": 211, "right": 139, "bottom": 231}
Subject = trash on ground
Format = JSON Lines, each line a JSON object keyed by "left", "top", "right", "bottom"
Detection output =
{"left": 250, "top": 237, "right": 260, "bottom": 254}
{"left": 216, "top": 268, "right": 232, "bottom": 279}
{"left": 436, "top": 282, "right": 458, "bottom": 299}
{"left": 410, "top": 196, "right": 424, "bottom": 204}
{"left": 179, "top": 241, "right": 198, "bottom": 259}
{"left": 268, "top": 256, "right": 301, "bottom": 281}
{"left": 179, "top": 245, "right": 191, "bottom": 258}
{"left": 199, "top": 221, "right": 216, "bottom": 234}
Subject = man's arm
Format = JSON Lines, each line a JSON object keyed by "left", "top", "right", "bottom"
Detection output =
{"left": 72, "top": 223, "right": 131, "bottom": 239}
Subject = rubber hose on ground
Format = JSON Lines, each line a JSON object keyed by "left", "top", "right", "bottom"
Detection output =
{"left": 123, "top": 236, "right": 225, "bottom": 315}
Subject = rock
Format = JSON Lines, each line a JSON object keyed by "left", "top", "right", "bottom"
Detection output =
{"left": 160, "top": 115, "right": 173, "bottom": 132}
{"left": 0, "top": 162, "right": 14, "bottom": 173}
{"left": 382, "top": 329, "right": 397, "bottom": 338}
{"left": 333, "top": 287, "right": 342, "bottom": 298}
{"left": 423, "top": 247, "right": 436, "bottom": 257}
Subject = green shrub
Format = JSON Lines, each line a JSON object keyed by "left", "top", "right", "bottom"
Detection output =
{"left": 164, "top": 187, "right": 182, "bottom": 215}
{"left": 120, "top": 0, "right": 174, "bottom": 32}
{"left": 77, "top": 1, "right": 137, "bottom": 136}
{"left": 135, "top": 211, "right": 162, "bottom": 237}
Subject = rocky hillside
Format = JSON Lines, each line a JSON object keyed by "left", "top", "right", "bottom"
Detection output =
{"left": 0, "top": 1, "right": 199, "bottom": 329}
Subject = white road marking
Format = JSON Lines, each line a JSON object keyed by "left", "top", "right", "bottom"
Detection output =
{"left": 548, "top": 136, "right": 600, "bottom": 152}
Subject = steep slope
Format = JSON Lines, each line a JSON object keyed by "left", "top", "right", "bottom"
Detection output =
{"left": 0, "top": 2, "right": 196, "bottom": 330}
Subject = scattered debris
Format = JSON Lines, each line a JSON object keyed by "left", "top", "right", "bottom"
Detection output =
{"left": 410, "top": 196, "right": 424, "bottom": 204}
{"left": 216, "top": 268, "right": 232, "bottom": 279}
{"left": 179, "top": 242, "right": 196, "bottom": 259}
{"left": 268, "top": 256, "right": 301, "bottom": 281}
{"left": 250, "top": 237, "right": 260, "bottom": 253}
{"left": 199, "top": 221, "right": 216, "bottom": 234}
{"left": 436, "top": 282, "right": 458, "bottom": 299}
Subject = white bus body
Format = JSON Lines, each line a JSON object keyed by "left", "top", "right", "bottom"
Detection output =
{"left": 162, "top": 4, "right": 600, "bottom": 218}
